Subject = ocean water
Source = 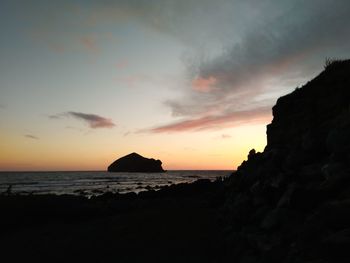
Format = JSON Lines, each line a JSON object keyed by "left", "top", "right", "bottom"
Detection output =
{"left": 0, "top": 170, "right": 232, "bottom": 196}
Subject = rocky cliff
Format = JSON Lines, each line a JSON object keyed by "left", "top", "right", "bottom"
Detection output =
{"left": 108, "top": 152, "right": 165, "bottom": 173}
{"left": 222, "top": 60, "right": 350, "bottom": 263}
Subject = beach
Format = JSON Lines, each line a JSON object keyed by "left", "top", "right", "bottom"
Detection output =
{"left": 0, "top": 179, "right": 226, "bottom": 262}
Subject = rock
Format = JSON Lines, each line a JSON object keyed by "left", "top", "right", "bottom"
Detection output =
{"left": 248, "top": 149, "right": 256, "bottom": 160}
{"left": 323, "top": 228, "right": 350, "bottom": 245}
{"left": 326, "top": 127, "right": 350, "bottom": 156}
{"left": 266, "top": 60, "right": 350, "bottom": 156}
{"left": 276, "top": 183, "right": 297, "bottom": 208}
{"left": 260, "top": 208, "right": 287, "bottom": 230}
{"left": 304, "top": 199, "right": 350, "bottom": 236}
{"left": 298, "top": 164, "right": 324, "bottom": 183}
{"left": 314, "top": 228, "right": 350, "bottom": 261}
{"left": 221, "top": 60, "right": 350, "bottom": 262}
{"left": 108, "top": 152, "right": 165, "bottom": 173}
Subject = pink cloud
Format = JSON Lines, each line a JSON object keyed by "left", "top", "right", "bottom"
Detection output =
{"left": 115, "top": 59, "right": 128, "bottom": 70}
{"left": 192, "top": 76, "right": 217, "bottom": 92}
{"left": 148, "top": 106, "right": 272, "bottom": 133}
{"left": 67, "top": 112, "right": 115, "bottom": 128}
{"left": 79, "top": 36, "right": 98, "bottom": 52}
{"left": 50, "top": 112, "right": 115, "bottom": 129}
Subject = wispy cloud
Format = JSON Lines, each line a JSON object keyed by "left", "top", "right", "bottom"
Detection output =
{"left": 221, "top": 134, "right": 231, "bottom": 139}
{"left": 50, "top": 111, "right": 115, "bottom": 129}
{"left": 192, "top": 76, "right": 217, "bottom": 93}
{"left": 123, "top": 131, "right": 131, "bottom": 137}
{"left": 149, "top": 0, "right": 350, "bottom": 132}
{"left": 25, "top": 134, "right": 39, "bottom": 140}
{"left": 79, "top": 35, "right": 98, "bottom": 52}
{"left": 48, "top": 114, "right": 61, "bottom": 119}
{"left": 115, "top": 59, "right": 128, "bottom": 70}
{"left": 148, "top": 106, "right": 271, "bottom": 133}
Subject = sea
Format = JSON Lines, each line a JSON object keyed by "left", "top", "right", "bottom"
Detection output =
{"left": 0, "top": 170, "right": 232, "bottom": 197}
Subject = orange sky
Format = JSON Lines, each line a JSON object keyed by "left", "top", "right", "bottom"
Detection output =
{"left": 0, "top": 122, "right": 269, "bottom": 171}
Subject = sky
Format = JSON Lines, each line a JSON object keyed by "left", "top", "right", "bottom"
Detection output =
{"left": 1, "top": 0, "right": 350, "bottom": 171}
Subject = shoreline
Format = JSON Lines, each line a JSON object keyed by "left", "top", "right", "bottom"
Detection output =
{"left": 0, "top": 179, "right": 227, "bottom": 261}
{"left": 0, "top": 169, "right": 234, "bottom": 173}
{"left": 0, "top": 170, "right": 232, "bottom": 197}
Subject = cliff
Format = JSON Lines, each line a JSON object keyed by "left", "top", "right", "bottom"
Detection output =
{"left": 222, "top": 59, "right": 350, "bottom": 262}
{"left": 108, "top": 152, "right": 165, "bottom": 173}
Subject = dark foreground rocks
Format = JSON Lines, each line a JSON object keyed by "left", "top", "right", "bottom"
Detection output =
{"left": 108, "top": 152, "right": 165, "bottom": 172}
{"left": 220, "top": 60, "right": 350, "bottom": 263}
{"left": 0, "top": 179, "right": 225, "bottom": 262}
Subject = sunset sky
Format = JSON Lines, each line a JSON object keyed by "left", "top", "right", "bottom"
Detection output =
{"left": 1, "top": 0, "right": 350, "bottom": 171}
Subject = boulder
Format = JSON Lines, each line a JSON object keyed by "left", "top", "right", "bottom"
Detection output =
{"left": 107, "top": 152, "right": 165, "bottom": 173}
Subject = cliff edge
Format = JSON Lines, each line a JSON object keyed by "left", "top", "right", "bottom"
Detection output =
{"left": 223, "top": 59, "right": 350, "bottom": 262}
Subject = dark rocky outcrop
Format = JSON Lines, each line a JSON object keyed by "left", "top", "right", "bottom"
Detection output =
{"left": 108, "top": 152, "right": 165, "bottom": 173}
{"left": 221, "top": 59, "right": 350, "bottom": 263}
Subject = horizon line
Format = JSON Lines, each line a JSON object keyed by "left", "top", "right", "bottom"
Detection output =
{"left": 0, "top": 169, "right": 235, "bottom": 173}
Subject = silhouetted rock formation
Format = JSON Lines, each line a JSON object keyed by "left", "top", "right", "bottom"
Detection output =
{"left": 222, "top": 59, "right": 350, "bottom": 262}
{"left": 108, "top": 152, "right": 165, "bottom": 173}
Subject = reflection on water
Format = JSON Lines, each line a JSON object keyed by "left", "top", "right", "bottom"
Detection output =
{"left": 0, "top": 171, "right": 231, "bottom": 196}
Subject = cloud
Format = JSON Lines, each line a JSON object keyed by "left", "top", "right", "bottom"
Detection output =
{"left": 67, "top": 112, "right": 115, "bottom": 128}
{"left": 123, "top": 131, "right": 131, "bottom": 137}
{"left": 221, "top": 134, "right": 231, "bottom": 139}
{"left": 115, "top": 59, "right": 128, "bottom": 70}
{"left": 192, "top": 76, "right": 217, "bottom": 93}
{"left": 48, "top": 114, "right": 61, "bottom": 119}
{"left": 19, "top": 1, "right": 350, "bottom": 56}
{"left": 148, "top": 106, "right": 271, "bottom": 133}
{"left": 12, "top": 0, "right": 350, "bottom": 132}
{"left": 47, "top": 42, "right": 65, "bottom": 53}
{"left": 79, "top": 35, "right": 98, "bottom": 52}
{"left": 50, "top": 111, "right": 115, "bottom": 129}
{"left": 25, "top": 134, "right": 39, "bottom": 140}
{"left": 151, "top": 0, "right": 350, "bottom": 132}
{"left": 21, "top": 0, "right": 256, "bottom": 54}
